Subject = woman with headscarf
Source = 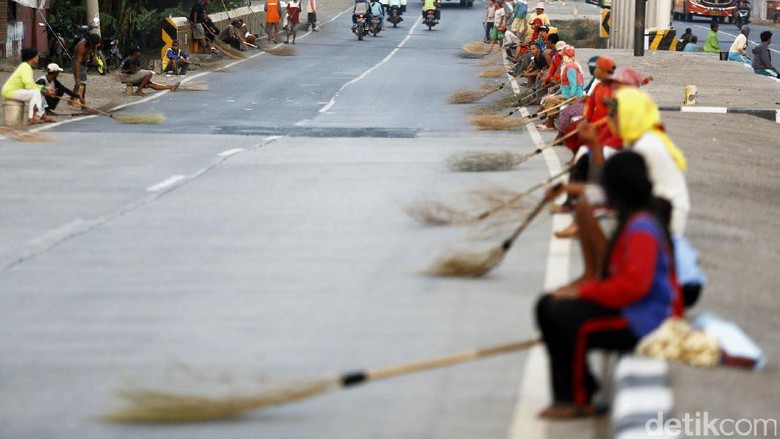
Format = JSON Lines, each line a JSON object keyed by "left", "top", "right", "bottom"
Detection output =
{"left": 2, "top": 48, "right": 56, "bottom": 125}
{"left": 558, "top": 45, "right": 585, "bottom": 99}
{"left": 536, "top": 150, "right": 683, "bottom": 419}
{"left": 728, "top": 25, "right": 751, "bottom": 65}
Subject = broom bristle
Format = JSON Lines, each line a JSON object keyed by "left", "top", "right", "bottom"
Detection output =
{"left": 478, "top": 66, "right": 510, "bottom": 78}
{"left": 472, "top": 52, "right": 502, "bottom": 66}
{"left": 264, "top": 45, "right": 297, "bottom": 56}
{"left": 462, "top": 41, "right": 493, "bottom": 55}
{"left": 426, "top": 245, "right": 506, "bottom": 277}
{"left": 446, "top": 151, "right": 526, "bottom": 172}
{"left": 110, "top": 113, "right": 166, "bottom": 124}
{"left": 448, "top": 89, "right": 489, "bottom": 104}
{"left": 469, "top": 114, "right": 530, "bottom": 131}
{"left": 402, "top": 200, "right": 469, "bottom": 226}
{"left": 457, "top": 51, "right": 487, "bottom": 59}
{"left": 106, "top": 378, "right": 339, "bottom": 423}
{"left": 177, "top": 81, "right": 209, "bottom": 91}
{"left": 213, "top": 40, "right": 248, "bottom": 60}
{"left": 0, "top": 127, "right": 54, "bottom": 143}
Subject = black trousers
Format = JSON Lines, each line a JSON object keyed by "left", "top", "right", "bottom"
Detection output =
{"left": 535, "top": 294, "right": 638, "bottom": 406}
{"left": 44, "top": 90, "right": 66, "bottom": 111}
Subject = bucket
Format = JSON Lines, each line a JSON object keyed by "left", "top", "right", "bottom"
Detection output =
{"left": 719, "top": 51, "right": 729, "bottom": 61}
{"left": 2, "top": 100, "right": 25, "bottom": 127}
{"left": 684, "top": 85, "right": 698, "bottom": 105}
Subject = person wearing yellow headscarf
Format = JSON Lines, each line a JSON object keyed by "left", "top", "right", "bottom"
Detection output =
{"left": 610, "top": 87, "right": 689, "bottom": 236}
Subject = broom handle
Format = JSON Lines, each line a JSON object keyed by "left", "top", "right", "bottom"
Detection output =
{"left": 51, "top": 95, "right": 113, "bottom": 117}
{"left": 503, "top": 196, "right": 550, "bottom": 250}
{"left": 533, "top": 117, "right": 608, "bottom": 153}
{"left": 343, "top": 338, "right": 540, "bottom": 384}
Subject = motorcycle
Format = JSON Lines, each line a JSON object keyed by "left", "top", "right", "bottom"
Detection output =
{"left": 369, "top": 15, "right": 382, "bottom": 36}
{"left": 352, "top": 13, "right": 370, "bottom": 40}
{"left": 387, "top": 5, "right": 403, "bottom": 27}
{"left": 733, "top": 1, "right": 750, "bottom": 27}
{"left": 101, "top": 36, "right": 123, "bottom": 69}
{"left": 423, "top": 9, "right": 437, "bottom": 30}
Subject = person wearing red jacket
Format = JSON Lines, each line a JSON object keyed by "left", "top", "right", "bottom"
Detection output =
{"left": 536, "top": 151, "right": 683, "bottom": 419}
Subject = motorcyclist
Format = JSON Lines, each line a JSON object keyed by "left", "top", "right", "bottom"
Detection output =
{"left": 353, "top": 0, "right": 370, "bottom": 25}
{"left": 422, "top": 0, "right": 440, "bottom": 23}
{"left": 369, "top": 0, "right": 385, "bottom": 29}
{"left": 388, "top": 0, "right": 404, "bottom": 18}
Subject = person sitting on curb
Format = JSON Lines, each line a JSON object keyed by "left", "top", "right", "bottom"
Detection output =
{"left": 752, "top": 31, "right": 779, "bottom": 78}
{"left": 120, "top": 46, "right": 178, "bottom": 96}
{"left": 728, "top": 25, "right": 751, "bottom": 65}
{"left": 703, "top": 22, "right": 721, "bottom": 54}
{"left": 163, "top": 40, "right": 190, "bottom": 76}
{"left": 219, "top": 19, "right": 246, "bottom": 50}
{"left": 36, "top": 63, "right": 80, "bottom": 115}
{"left": 683, "top": 35, "right": 701, "bottom": 52}
{"left": 525, "top": 2, "right": 550, "bottom": 41}
{"left": 536, "top": 150, "right": 683, "bottom": 420}
{"left": 1, "top": 48, "right": 56, "bottom": 125}
{"left": 678, "top": 28, "right": 693, "bottom": 50}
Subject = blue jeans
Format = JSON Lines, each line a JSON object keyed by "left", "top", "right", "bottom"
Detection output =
{"left": 727, "top": 51, "right": 751, "bottom": 66}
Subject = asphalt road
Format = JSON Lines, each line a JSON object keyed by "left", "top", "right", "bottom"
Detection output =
{"left": 0, "top": 6, "right": 568, "bottom": 439}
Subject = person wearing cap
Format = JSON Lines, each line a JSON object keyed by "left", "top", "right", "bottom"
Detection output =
{"left": 36, "top": 63, "right": 80, "bottom": 115}
{"left": 120, "top": 46, "right": 178, "bottom": 96}
{"left": 525, "top": 2, "right": 550, "bottom": 40}
{"left": 558, "top": 46, "right": 585, "bottom": 99}
{"left": 2, "top": 48, "right": 56, "bottom": 125}
{"left": 72, "top": 33, "right": 102, "bottom": 103}
{"left": 164, "top": 40, "right": 190, "bottom": 76}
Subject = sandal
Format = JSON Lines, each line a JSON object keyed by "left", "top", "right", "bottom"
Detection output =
{"left": 133, "top": 90, "right": 146, "bottom": 96}
{"left": 27, "top": 118, "right": 44, "bottom": 125}
{"left": 40, "top": 115, "right": 57, "bottom": 123}
{"left": 536, "top": 123, "right": 554, "bottom": 131}
{"left": 171, "top": 83, "right": 179, "bottom": 92}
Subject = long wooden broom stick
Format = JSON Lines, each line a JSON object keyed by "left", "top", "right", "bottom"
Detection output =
{"left": 52, "top": 96, "right": 165, "bottom": 124}
{"left": 456, "top": 166, "right": 571, "bottom": 226}
{"left": 427, "top": 196, "right": 552, "bottom": 277}
{"left": 107, "top": 337, "right": 541, "bottom": 423}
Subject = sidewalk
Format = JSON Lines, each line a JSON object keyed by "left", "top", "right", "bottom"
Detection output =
{"left": 524, "top": 2, "right": 780, "bottom": 434}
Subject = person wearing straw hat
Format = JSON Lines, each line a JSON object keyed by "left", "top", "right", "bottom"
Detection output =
{"left": 536, "top": 150, "right": 683, "bottom": 419}
{"left": 36, "top": 63, "right": 80, "bottom": 115}
{"left": 120, "top": 46, "right": 179, "bottom": 96}
{"left": 2, "top": 48, "right": 56, "bottom": 125}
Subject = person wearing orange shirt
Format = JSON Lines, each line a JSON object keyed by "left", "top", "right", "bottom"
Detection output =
{"left": 265, "top": 0, "right": 282, "bottom": 44}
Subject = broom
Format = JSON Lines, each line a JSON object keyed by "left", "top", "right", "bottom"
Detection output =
{"left": 472, "top": 51, "right": 502, "bottom": 66}
{"left": 469, "top": 114, "right": 529, "bottom": 130}
{"left": 213, "top": 39, "right": 248, "bottom": 60}
{"left": 448, "top": 70, "right": 526, "bottom": 105}
{"left": 454, "top": 118, "right": 607, "bottom": 173}
{"left": 106, "top": 338, "right": 541, "bottom": 423}
{"left": 256, "top": 42, "right": 297, "bottom": 56}
{"left": 0, "top": 126, "right": 54, "bottom": 143}
{"left": 506, "top": 96, "right": 577, "bottom": 118}
{"left": 175, "top": 81, "right": 209, "bottom": 91}
{"left": 478, "top": 66, "right": 511, "bottom": 78}
{"left": 462, "top": 41, "right": 494, "bottom": 55}
{"left": 426, "top": 195, "right": 551, "bottom": 277}
{"left": 60, "top": 97, "right": 165, "bottom": 125}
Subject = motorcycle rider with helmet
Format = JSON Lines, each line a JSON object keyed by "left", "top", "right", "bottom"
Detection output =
{"left": 353, "top": 0, "right": 370, "bottom": 25}
{"left": 369, "top": 0, "right": 385, "bottom": 30}
{"left": 422, "top": 0, "right": 441, "bottom": 23}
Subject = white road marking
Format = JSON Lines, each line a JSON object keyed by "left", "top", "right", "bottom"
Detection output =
{"left": 319, "top": 15, "right": 423, "bottom": 113}
{"left": 146, "top": 175, "right": 187, "bottom": 192}
{"left": 680, "top": 106, "right": 728, "bottom": 113}
{"left": 218, "top": 148, "right": 246, "bottom": 157}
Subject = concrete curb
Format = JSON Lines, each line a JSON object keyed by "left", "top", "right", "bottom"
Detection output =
{"left": 659, "top": 106, "right": 780, "bottom": 123}
{"left": 611, "top": 356, "right": 674, "bottom": 439}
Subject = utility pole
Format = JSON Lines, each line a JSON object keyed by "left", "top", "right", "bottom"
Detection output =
{"left": 86, "top": 0, "right": 101, "bottom": 35}
{"left": 634, "top": 0, "right": 646, "bottom": 56}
